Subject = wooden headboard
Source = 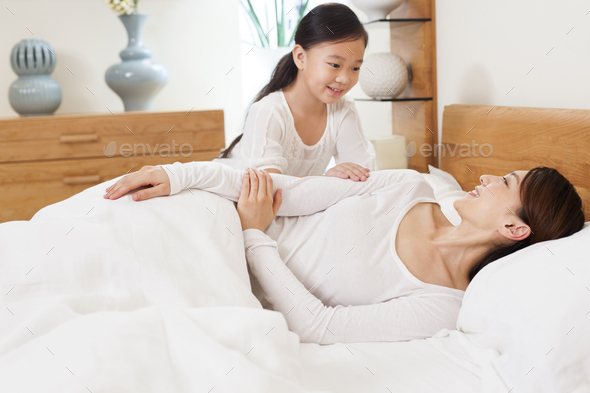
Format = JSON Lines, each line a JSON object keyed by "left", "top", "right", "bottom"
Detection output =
{"left": 440, "top": 104, "right": 590, "bottom": 221}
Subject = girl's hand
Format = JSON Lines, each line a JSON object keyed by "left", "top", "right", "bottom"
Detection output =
{"left": 325, "top": 163, "right": 370, "bottom": 181}
{"left": 103, "top": 165, "right": 171, "bottom": 201}
{"left": 237, "top": 168, "right": 282, "bottom": 232}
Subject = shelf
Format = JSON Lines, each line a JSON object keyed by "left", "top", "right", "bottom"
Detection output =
{"left": 357, "top": 0, "right": 437, "bottom": 173}
{"left": 354, "top": 97, "right": 433, "bottom": 102}
{"left": 364, "top": 18, "right": 431, "bottom": 25}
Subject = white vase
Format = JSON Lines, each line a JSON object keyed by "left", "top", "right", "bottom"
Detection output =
{"left": 240, "top": 45, "right": 292, "bottom": 109}
{"left": 350, "top": 0, "right": 405, "bottom": 20}
{"left": 359, "top": 52, "right": 408, "bottom": 99}
{"left": 105, "top": 14, "right": 169, "bottom": 112}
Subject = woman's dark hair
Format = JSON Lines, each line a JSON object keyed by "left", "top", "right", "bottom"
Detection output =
{"left": 469, "top": 167, "right": 586, "bottom": 280}
{"left": 219, "top": 3, "right": 368, "bottom": 159}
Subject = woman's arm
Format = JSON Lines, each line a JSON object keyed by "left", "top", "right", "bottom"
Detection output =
{"left": 243, "top": 228, "right": 461, "bottom": 344}
{"left": 104, "top": 160, "right": 421, "bottom": 216}
{"left": 159, "top": 161, "right": 421, "bottom": 217}
{"left": 262, "top": 168, "right": 304, "bottom": 179}
{"left": 262, "top": 168, "right": 282, "bottom": 175}
{"left": 262, "top": 168, "right": 326, "bottom": 178}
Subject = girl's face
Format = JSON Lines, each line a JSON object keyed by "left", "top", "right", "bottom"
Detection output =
{"left": 293, "top": 38, "right": 366, "bottom": 104}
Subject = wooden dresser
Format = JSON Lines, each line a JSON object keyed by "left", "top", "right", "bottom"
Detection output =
{"left": 0, "top": 110, "right": 225, "bottom": 223}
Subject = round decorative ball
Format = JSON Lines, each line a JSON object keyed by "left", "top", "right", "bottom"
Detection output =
{"left": 359, "top": 52, "right": 408, "bottom": 99}
{"left": 9, "top": 39, "right": 62, "bottom": 116}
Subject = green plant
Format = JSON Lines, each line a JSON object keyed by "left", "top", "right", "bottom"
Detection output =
{"left": 241, "top": 0, "right": 310, "bottom": 48}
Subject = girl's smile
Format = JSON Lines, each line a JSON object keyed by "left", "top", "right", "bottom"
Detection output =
{"left": 327, "top": 86, "right": 344, "bottom": 96}
{"left": 291, "top": 39, "right": 366, "bottom": 105}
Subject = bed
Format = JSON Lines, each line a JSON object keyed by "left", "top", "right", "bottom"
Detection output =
{"left": 1, "top": 105, "right": 588, "bottom": 392}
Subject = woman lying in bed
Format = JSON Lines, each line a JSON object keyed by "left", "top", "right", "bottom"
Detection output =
{"left": 103, "top": 162, "right": 585, "bottom": 344}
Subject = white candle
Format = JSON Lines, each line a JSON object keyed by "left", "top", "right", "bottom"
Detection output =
{"left": 370, "top": 135, "right": 408, "bottom": 170}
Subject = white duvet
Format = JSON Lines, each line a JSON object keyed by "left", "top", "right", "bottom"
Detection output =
{"left": 0, "top": 176, "right": 543, "bottom": 392}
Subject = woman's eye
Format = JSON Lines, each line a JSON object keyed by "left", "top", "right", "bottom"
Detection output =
{"left": 503, "top": 177, "right": 508, "bottom": 185}
{"left": 352, "top": 67, "right": 360, "bottom": 71}
{"left": 329, "top": 63, "right": 340, "bottom": 68}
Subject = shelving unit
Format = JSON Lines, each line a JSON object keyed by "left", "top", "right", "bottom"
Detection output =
{"left": 355, "top": 0, "right": 438, "bottom": 172}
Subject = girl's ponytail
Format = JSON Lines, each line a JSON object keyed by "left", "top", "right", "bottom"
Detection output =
{"left": 254, "top": 52, "right": 298, "bottom": 103}
{"left": 220, "top": 3, "right": 368, "bottom": 159}
{"left": 219, "top": 53, "right": 297, "bottom": 158}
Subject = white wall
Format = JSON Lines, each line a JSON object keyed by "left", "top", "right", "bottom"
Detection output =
{"left": 0, "top": 0, "right": 244, "bottom": 138}
{"left": 2, "top": 1, "right": 588, "bottom": 154}
{"left": 436, "top": 0, "right": 590, "bottom": 165}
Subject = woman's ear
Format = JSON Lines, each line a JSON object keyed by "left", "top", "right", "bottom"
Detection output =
{"left": 292, "top": 44, "right": 306, "bottom": 70}
{"left": 500, "top": 221, "right": 532, "bottom": 242}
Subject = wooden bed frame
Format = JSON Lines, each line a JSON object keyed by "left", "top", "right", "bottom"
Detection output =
{"left": 440, "top": 104, "right": 590, "bottom": 221}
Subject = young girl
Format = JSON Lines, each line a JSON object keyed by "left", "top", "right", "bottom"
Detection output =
{"left": 215, "top": 3, "right": 378, "bottom": 182}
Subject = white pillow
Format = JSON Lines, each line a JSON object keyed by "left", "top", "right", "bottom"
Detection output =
{"left": 420, "top": 165, "right": 466, "bottom": 226}
{"left": 458, "top": 222, "right": 590, "bottom": 393}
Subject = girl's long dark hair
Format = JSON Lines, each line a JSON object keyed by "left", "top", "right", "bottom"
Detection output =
{"left": 219, "top": 3, "right": 368, "bottom": 159}
{"left": 469, "top": 167, "right": 586, "bottom": 280}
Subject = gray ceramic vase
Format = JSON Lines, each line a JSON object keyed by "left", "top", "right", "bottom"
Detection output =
{"left": 9, "top": 39, "right": 62, "bottom": 117}
{"left": 105, "top": 13, "right": 169, "bottom": 111}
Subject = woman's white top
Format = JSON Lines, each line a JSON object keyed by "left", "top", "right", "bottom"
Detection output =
{"left": 212, "top": 90, "right": 378, "bottom": 175}
{"left": 159, "top": 161, "right": 465, "bottom": 344}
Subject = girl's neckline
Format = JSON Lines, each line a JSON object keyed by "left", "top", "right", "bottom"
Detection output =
{"left": 389, "top": 197, "right": 466, "bottom": 296}
{"left": 279, "top": 90, "right": 330, "bottom": 150}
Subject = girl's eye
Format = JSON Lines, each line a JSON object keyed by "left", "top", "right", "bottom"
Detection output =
{"left": 352, "top": 67, "right": 360, "bottom": 71}
{"left": 329, "top": 63, "right": 340, "bottom": 68}
{"left": 503, "top": 177, "right": 508, "bottom": 186}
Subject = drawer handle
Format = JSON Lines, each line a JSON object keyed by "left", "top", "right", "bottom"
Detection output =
{"left": 63, "top": 175, "right": 101, "bottom": 185}
{"left": 60, "top": 134, "right": 99, "bottom": 143}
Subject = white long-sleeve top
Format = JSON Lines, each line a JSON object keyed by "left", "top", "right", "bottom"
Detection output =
{"left": 212, "top": 90, "right": 378, "bottom": 175}
{"left": 159, "top": 161, "right": 465, "bottom": 344}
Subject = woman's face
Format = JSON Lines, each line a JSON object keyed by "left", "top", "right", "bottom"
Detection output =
{"left": 455, "top": 170, "right": 531, "bottom": 240}
{"left": 293, "top": 38, "right": 366, "bottom": 104}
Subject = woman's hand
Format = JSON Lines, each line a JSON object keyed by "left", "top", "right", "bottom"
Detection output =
{"left": 325, "top": 162, "right": 370, "bottom": 181}
{"left": 103, "top": 165, "right": 171, "bottom": 201}
{"left": 237, "top": 168, "right": 282, "bottom": 232}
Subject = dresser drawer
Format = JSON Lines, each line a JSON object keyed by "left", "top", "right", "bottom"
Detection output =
{"left": 0, "top": 151, "right": 220, "bottom": 222}
{"left": 0, "top": 110, "right": 224, "bottom": 163}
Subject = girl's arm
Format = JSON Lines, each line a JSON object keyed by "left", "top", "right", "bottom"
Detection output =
{"left": 159, "top": 161, "right": 421, "bottom": 217}
{"left": 236, "top": 100, "right": 372, "bottom": 181}
{"left": 333, "top": 97, "right": 379, "bottom": 171}
{"left": 243, "top": 228, "right": 462, "bottom": 344}
{"left": 239, "top": 100, "right": 289, "bottom": 173}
